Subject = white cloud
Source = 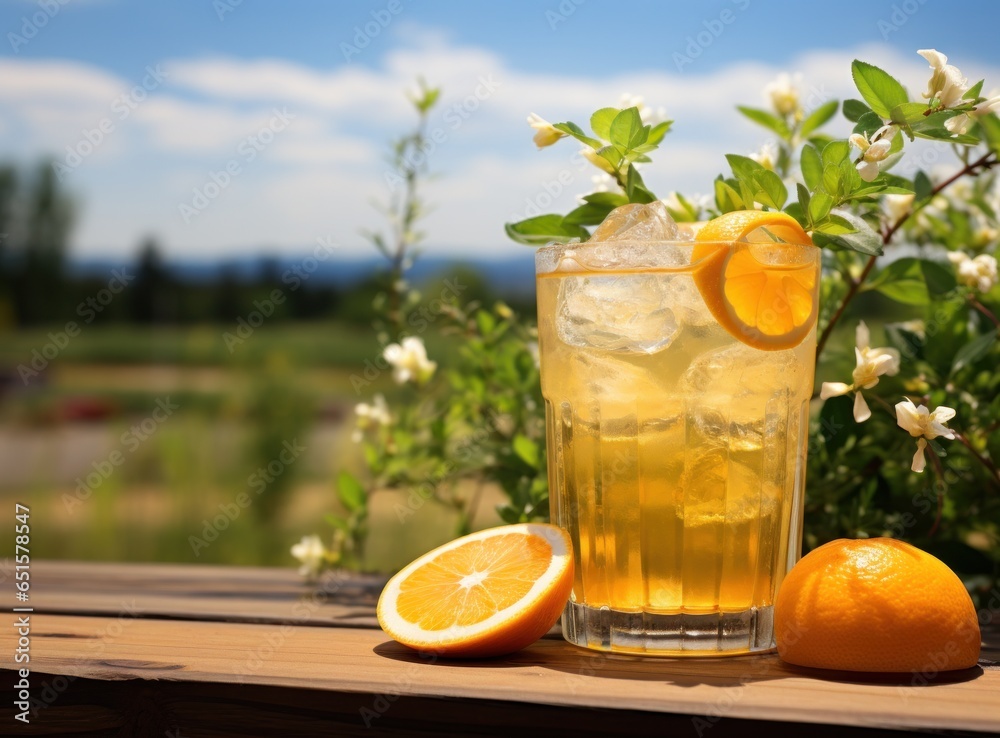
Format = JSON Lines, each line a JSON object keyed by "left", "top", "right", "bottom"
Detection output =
{"left": 0, "top": 36, "right": 997, "bottom": 261}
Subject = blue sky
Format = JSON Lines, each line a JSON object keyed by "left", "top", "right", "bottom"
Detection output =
{"left": 1, "top": 0, "right": 998, "bottom": 260}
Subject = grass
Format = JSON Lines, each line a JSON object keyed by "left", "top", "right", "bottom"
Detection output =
{"left": 0, "top": 321, "right": 382, "bottom": 367}
{"left": 0, "top": 320, "right": 481, "bottom": 571}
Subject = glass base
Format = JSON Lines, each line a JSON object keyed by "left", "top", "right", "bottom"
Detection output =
{"left": 561, "top": 600, "right": 776, "bottom": 656}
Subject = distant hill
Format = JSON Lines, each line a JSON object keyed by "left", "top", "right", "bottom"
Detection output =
{"left": 68, "top": 251, "right": 538, "bottom": 298}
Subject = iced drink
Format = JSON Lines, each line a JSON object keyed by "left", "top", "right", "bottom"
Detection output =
{"left": 535, "top": 203, "right": 819, "bottom": 655}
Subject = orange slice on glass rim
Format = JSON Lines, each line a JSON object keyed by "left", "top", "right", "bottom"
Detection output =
{"left": 692, "top": 210, "right": 819, "bottom": 351}
{"left": 377, "top": 523, "right": 573, "bottom": 658}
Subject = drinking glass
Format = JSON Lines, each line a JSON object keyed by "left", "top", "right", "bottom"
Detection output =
{"left": 535, "top": 228, "right": 819, "bottom": 655}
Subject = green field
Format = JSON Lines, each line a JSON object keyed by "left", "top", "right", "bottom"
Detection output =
{"left": 0, "top": 320, "right": 485, "bottom": 571}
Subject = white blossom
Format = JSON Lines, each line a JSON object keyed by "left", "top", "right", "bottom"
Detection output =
{"left": 918, "top": 49, "right": 969, "bottom": 110}
{"left": 764, "top": 73, "right": 801, "bottom": 117}
{"left": 352, "top": 394, "right": 391, "bottom": 442}
{"left": 527, "top": 113, "right": 565, "bottom": 148}
{"left": 820, "top": 321, "right": 901, "bottom": 422}
{"left": 589, "top": 172, "right": 614, "bottom": 193}
{"left": 883, "top": 193, "right": 915, "bottom": 224}
{"left": 895, "top": 398, "right": 956, "bottom": 473}
{"left": 749, "top": 141, "right": 779, "bottom": 171}
{"left": 383, "top": 336, "right": 437, "bottom": 385}
{"left": 618, "top": 93, "right": 667, "bottom": 125}
{"left": 948, "top": 251, "right": 999, "bottom": 294}
{"left": 291, "top": 534, "right": 328, "bottom": 579}
{"left": 945, "top": 89, "right": 1000, "bottom": 135}
{"left": 851, "top": 124, "right": 897, "bottom": 182}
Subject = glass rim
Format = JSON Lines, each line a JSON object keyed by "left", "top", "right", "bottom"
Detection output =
{"left": 535, "top": 238, "right": 818, "bottom": 275}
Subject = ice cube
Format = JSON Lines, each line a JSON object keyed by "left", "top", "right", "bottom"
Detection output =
{"left": 565, "top": 350, "right": 661, "bottom": 404}
{"left": 557, "top": 273, "right": 677, "bottom": 353}
{"left": 666, "top": 274, "right": 714, "bottom": 327}
{"left": 590, "top": 201, "right": 680, "bottom": 242}
{"left": 682, "top": 344, "right": 804, "bottom": 397}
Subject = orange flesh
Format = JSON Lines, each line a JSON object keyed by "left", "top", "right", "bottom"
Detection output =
{"left": 720, "top": 246, "right": 817, "bottom": 336}
{"left": 396, "top": 534, "right": 552, "bottom": 630}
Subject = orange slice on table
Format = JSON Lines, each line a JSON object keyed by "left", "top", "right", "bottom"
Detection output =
{"left": 377, "top": 523, "right": 574, "bottom": 658}
{"left": 693, "top": 210, "right": 819, "bottom": 351}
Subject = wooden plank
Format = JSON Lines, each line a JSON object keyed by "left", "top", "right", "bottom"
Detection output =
{"left": 7, "top": 559, "right": 386, "bottom": 628}
{"left": 0, "top": 675, "right": 911, "bottom": 737}
{"left": 10, "top": 614, "right": 1000, "bottom": 735}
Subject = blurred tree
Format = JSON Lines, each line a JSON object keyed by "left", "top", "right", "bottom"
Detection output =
{"left": 213, "top": 264, "right": 243, "bottom": 322}
{"left": 9, "top": 162, "right": 74, "bottom": 325}
{"left": 130, "top": 237, "right": 173, "bottom": 324}
{"left": 0, "top": 166, "right": 17, "bottom": 329}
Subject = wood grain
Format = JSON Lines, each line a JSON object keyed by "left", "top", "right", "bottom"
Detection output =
{"left": 8, "top": 613, "right": 999, "bottom": 735}
{"left": 1, "top": 676, "right": 916, "bottom": 738}
{"left": 10, "top": 559, "right": 386, "bottom": 628}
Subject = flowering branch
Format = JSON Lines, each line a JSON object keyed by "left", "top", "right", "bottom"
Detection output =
{"left": 816, "top": 149, "right": 998, "bottom": 360}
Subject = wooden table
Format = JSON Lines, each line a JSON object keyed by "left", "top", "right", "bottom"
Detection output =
{"left": 2, "top": 560, "right": 998, "bottom": 736}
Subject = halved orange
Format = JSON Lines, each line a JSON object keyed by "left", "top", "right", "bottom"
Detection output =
{"left": 377, "top": 524, "right": 574, "bottom": 658}
{"left": 693, "top": 210, "right": 819, "bottom": 351}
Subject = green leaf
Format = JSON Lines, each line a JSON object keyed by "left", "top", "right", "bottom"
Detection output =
{"left": 800, "top": 100, "right": 839, "bottom": 139}
{"left": 646, "top": 120, "right": 672, "bottom": 145}
{"left": 876, "top": 277, "right": 929, "bottom": 305}
{"left": 885, "top": 321, "right": 923, "bottom": 361}
{"left": 889, "top": 101, "right": 930, "bottom": 127}
{"left": 910, "top": 112, "right": 980, "bottom": 145}
{"left": 800, "top": 144, "right": 823, "bottom": 190}
{"left": 582, "top": 191, "right": 629, "bottom": 207}
{"left": 921, "top": 259, "right": 956, "bottom": 295}
{"left": 820, "top": 394, "right": 855, "bottom": 457}
{"left": 951, "top": 331, "right": 997, "bottom": 375}
{"left": 512, "top": 434, "right": 539, "bottom": 469}
{"left": 726, "top": 153, "right": 765, "bottom": 180}
{"left": 624, "top": 164, "right": 655, "bottom": 203}
{"left": 563, "top": 201, "right": 616, "bottom": 226}
{"left": 978, "top": 113, "right": 1000, "bottom": 155}
{"left": 715, "top": 176, "right": 744, "bottom": 213}
{"left": 796, "top": 182, "right": 811, "bottom": 214}
{"left": 505, "top": 214, "right": 589, "bottom": 245}
{"left": 889, "top": 102, "right": 927, "bottom": 128}
{"left": 475, "top": 309, "right": 496, "bottom": 336}
{"left": 663, "top": 191, "right": 699, "bottom": 221}
{"left": 736, "top": 106, "right": 791, "bottom": 139}
{"left": 851, "top": 60, "right": 909, "bottom": 118}
{"left": 552, "top": 121, "right": 601, "bottom": 149}
{"left": 590, "top": 107, "right": 620, "bottom": 141}
{"left": 852, "top": 111, "right": 885, "bottom": 138}
{"left": 821, "top": 140, "right": 851, "bottom": 167}
{"left": 914, "top": 170, "right": 933, "bottom": 202}
{"left": 810, "top": 211, "right": 883, "bottom": 255}
{"left": 609, "top": 107, "right": 643, "bottom": 150}
{"left": 842, "top": 98, "right": 872, "bottom": 123}
{"left": 752, "top": 169, "right": 788, "bottom": 209}
{"left": 808, "top": 192, "right": 834, "bottom": 224}
{"left": 866, "top": 257, "right": 946, "bottom": 305}
{"left": 337, "top": 471, "right": 366, "bottom": 513}
{"left": 964, "top": 79, "right": 985, "bottom": 101}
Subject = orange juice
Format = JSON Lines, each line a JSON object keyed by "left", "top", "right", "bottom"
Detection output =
{"left": 536, "top": 234, "right": 819, "bottom": 655}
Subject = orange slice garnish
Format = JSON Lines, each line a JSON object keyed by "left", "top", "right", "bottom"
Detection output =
{"left": 692, "top": 210, "right": 819, "bottom": 351}
{"left": 377, "top": 524, "right": 573, "bottom": 658}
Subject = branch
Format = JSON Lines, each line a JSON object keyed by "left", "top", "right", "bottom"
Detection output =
{"left": 954, "top": 432, "right": 1000, "bottom": 483}
{"left": 815, "top": 151, "right": 998, "bottom": 360}
{"left": 969, "top": 295, "right": 1000, "bottom": 331}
